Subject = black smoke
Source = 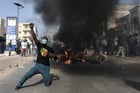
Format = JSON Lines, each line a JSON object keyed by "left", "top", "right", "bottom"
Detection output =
{"left": 33, "top": 0, "right": 60, "bottom": 25}
{"left": 55, "top": 0, "right": 119, "bottom": 49}
{"left": 30, "top": 0, "right": 119, "bottom": 49}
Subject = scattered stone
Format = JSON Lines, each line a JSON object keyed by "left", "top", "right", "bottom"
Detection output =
{"left": 9, "top": 65, "right": 12, "bottom": 68}
{"left": 18, "top": 65, "right": 24, "bottom": 68}
{"left": 9, "top": 64, "right": 19, "bottom": 68}
{"left": 14, "top": 64, "right": 19, "bottom": 67}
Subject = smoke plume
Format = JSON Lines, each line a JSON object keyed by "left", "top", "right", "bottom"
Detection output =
{"left": 26, "top": 0, "right": 120, "bottom": 49}
{"left": 55, "top": 0, "right": 119, "bottom": 49}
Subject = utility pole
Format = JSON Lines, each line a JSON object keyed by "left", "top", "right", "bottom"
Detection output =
{"left": 13, "top": 2, "right": 24, "bottom": 40}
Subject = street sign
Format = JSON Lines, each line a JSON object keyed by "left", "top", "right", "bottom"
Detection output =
{"left": 6, "top": 17, "right": 17, "bottom": 51}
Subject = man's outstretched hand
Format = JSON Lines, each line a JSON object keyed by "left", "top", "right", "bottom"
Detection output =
{"left": 30, "top": 23, "right": 34, "bottom": 28}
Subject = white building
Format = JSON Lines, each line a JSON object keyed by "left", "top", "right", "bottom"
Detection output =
{"left": 107, "top": 5, "right": 135, "bottom": 29}
{"left": 18, "top": 23, "right": 35, "bottom": 43}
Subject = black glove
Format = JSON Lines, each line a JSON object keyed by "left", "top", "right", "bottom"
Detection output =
{"left": 30, "top": 23, "right": 34, "bottom": 28}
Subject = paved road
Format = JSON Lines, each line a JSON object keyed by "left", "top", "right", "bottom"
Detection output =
{"left": 0, "top": 56, "right": 140, "bottom": 93}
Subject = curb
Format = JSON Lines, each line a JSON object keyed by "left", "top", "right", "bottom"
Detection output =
{"left": 0, "top": 54, "right": 6, "bottom": 57}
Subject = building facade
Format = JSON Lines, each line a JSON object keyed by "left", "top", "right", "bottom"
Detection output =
{"left": 116, "top": 14, "right": 131, "bottom": 37}
{"left": 115, "top": 6, "right": 140, "bottom": 36}
{"left": 18, "top": 23, "right": 33, "bottom": 43}
{"left": 107, "top": 5, "right": 134, "bottom": 30}
{"left": 0, "top": 17, "right": 6, "bottom": 37}
{"left": 130, "top": 6, "right": 140, "bottom": 35}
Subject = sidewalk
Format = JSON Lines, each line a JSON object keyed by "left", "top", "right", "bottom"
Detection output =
{"left": 0, "top": 51, "right": 17, "bottom": 57}
{"left": 0, "top": 53, "right": 6, "bottom": 57}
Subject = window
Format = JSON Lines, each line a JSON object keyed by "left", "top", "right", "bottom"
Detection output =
{"left": 24, "top": 32, "right": 27, "bottom": 35}
{"left": 23, "top": 24, "right": 29, "bottom": 29}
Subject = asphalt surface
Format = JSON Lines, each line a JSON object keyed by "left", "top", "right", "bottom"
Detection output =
{"left": 0, "top": 55, "right": 140, "bottom": 93}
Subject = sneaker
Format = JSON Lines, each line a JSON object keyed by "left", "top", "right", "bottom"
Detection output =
{"left": 15, "top": 86, "right": 22, "bottom": 90}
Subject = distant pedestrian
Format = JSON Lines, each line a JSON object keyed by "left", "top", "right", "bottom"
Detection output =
{"left": 15, "top": 23, "right": 57, "bottom": 90}
{"left": 116, "top": 37, "right": 125, "bottom": 57}
{"left": 30, "top": 41, "right": 33, "bottom": 56}
{"left": 113, "top": 37, "right": 118, "bottom": 55}
{"left": 8, "top": 40, "right": 12, "bottom": 56}
{"left": 21, "top": 39, "right": 27, "bottom": 57}
{"left": 27, "top": 42, "right": 30, "bottom": 56}
{"left": 101, "top": 37, "right": 107, "bottom": 54}
{"left": 16, "top": 39, "right": 21, "bottom": 54}
{"left": 107, "top": 39, "right": 113, "bottom": 55}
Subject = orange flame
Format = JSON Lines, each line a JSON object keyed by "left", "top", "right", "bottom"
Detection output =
{"left": 64, "top": 59, "right": 72, "bottom": 64}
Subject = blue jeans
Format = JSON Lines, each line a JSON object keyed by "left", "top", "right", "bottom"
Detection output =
{"left": 17, "top": 63, "right": 50, "bottom": 87}
{"left": 9, "top": 47, "right": 12, "bottom": 56}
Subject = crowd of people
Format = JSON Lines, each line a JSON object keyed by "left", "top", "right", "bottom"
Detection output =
{"left": 94, "top": 34, "right": 140, "bottom": 58}
{"left": 15, "top": 39, "right": 37, "bottom": 57}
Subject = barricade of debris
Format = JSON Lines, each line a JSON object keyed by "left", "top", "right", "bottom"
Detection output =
{"left": 56, "top": 47, "right": 106, "bottom": 64}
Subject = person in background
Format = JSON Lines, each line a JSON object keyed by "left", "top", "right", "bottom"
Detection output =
{"left": 8, "top": 40, "right": 12, "bottom": 56}
{"left": 21, "top": 39, "right": 27, "bottom": 57}
{"left": 15, "top": 23, "right": 57, "bottom": 90}
{"left": 27, "top": 42, "right": 30, "bottom": 56}
{"left": 16, "top": 39, "right": 21, "bottom": 54}
{"left": 30, "top": 41, "right": 33, "bottom": 56}
{"left": 113, "top": 37, "right": 118, "bottom": 55}
{"left": 116, "top": 37, "right": 125, "bottom": 57}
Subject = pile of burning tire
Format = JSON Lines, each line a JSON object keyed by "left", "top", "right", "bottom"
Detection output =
{"left": 56, "top": 48, "right": 106, "bottom": 65}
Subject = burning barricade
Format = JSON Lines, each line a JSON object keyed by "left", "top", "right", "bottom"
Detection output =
{"left": 56, "top": 47, "right": 105, "bottom": 65}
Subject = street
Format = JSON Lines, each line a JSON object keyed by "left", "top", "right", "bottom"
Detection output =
{"left": 1, "top": 1, "right": 140, "bottom": 93}
{"left": 0, "top": 55, "right": 140, "bottom": 93}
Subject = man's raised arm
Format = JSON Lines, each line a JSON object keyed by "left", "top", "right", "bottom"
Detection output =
{"left": 29, "top": 23, "right": 39, "bottom": 46}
